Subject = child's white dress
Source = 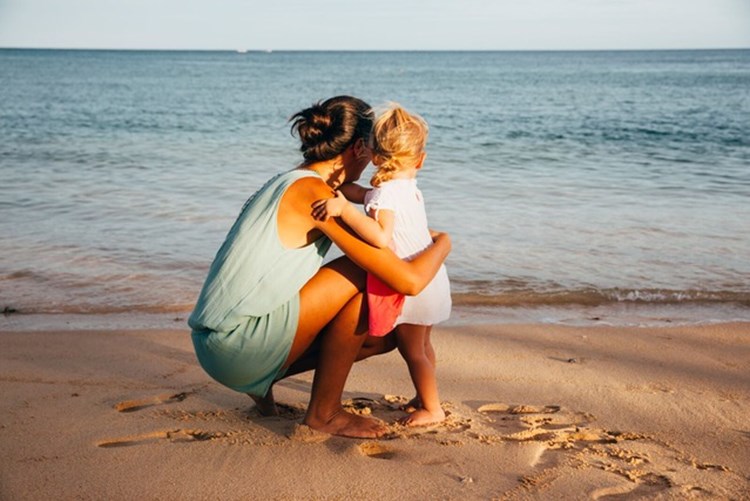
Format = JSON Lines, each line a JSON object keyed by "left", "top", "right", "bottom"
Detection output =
{"left": 364, "top": 178, "right": 452, "bottom": 326}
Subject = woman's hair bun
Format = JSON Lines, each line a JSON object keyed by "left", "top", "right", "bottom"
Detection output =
{"left": 291, "top": 104, "right": 335, "bottom": 151}
{"left": 290, "top": 96, "right": 373, "bottom": 163}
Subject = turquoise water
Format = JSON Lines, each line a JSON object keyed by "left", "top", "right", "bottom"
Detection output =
{"left": 1, "top": 49, "right": 749, "bottom": 319}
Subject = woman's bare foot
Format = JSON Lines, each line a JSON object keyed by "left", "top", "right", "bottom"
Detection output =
{"left": 304, "top": 408, "right": 387, "bottom": 438}
{"left": 248, "top": 388, "right": 279, "bottom": 416}
{"left": 400, "top": 407, "right": 446, "bottom": 427}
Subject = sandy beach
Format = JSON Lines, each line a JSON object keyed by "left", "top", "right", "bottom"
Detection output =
{"left": 1, "top": 320, "right": 748, "bottom": 500}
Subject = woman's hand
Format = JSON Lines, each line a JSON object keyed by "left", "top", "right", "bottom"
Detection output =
{"left": 429, "top": 229, "right": 451, "bottom": 248}
{"left": 311, "top": 191, "right": 348, "bottom": 221}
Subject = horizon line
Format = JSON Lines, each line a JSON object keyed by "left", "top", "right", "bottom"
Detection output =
{"left": 2, "top": 46, "right": 749, "bottom": 53}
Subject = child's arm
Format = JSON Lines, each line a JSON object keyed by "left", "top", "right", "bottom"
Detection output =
{"left": 337, "top": 182, "right": 370, "bottom": 205}
{"left": 312, "top": 191, "right": 394, "bottom": 248}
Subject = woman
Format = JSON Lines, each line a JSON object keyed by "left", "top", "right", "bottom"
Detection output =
{"left": 189, "top": 96, "right": 451, "bottom": 439}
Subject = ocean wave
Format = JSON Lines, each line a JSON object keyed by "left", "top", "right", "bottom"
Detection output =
{"left": 5, "top": 288, "right": 749, "bottom": 317}
{"left": 452, "top": 288, "right": 750, "bottom": 307}
{"left": 3, "top": 302, "right": 195, "bottom": 316}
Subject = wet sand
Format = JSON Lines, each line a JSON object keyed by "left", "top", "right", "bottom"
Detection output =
{"left": 1, "top": 322, "right": 748, "bottom": 499}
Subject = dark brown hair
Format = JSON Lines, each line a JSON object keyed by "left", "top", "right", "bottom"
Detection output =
{"left": 290, "top": 96, "right": 374, "bottom": 163}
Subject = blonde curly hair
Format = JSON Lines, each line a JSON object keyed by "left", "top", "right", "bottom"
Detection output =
{"left": 370, "top": 104, "right": 429, "bottom": 187}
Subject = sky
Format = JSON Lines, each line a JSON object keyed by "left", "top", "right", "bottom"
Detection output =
{"left": 0, "top": 0, "right": 748, "bottom": 51}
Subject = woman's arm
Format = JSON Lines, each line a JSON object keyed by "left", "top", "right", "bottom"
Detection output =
{"left": 305, "top": 181, "right": 448, "bottom": 295}
{"left": 322, "top": 216, "right": 450, "bottom": 295}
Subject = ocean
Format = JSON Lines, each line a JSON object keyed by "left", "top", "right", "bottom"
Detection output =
{"left": 1, "top": 49, "right": 749, "bottom": 326}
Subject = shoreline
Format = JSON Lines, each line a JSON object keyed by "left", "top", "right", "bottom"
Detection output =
{"left": 1, "top": 321, "right": 748, "bottom": 499}
{"left": 2, "top": 301, "right": 748, "bottom": 332}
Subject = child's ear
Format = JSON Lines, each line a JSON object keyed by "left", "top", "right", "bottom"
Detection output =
{"left": 415, "top": 152, "right": 427, "bottom": 170}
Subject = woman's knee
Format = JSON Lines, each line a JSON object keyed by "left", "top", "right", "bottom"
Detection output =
{"left": 323, "top": 255, "right": 366, "bottom": 292}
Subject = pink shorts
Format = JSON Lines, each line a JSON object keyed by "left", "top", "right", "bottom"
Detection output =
{"left": 367, "top": 274, "right": 405, "bottom": 337}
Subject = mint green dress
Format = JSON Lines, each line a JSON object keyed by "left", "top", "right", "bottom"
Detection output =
{"left": 189, "top": 169, "right": 331, "bottom": 396}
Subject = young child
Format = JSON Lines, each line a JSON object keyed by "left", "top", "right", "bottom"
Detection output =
{"left": 311, "top": 104, "right": 451, "bottom": 426}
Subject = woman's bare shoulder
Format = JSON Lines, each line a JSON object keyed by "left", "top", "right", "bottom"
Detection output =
{"left": 287, "top": 173, "right": 334, "bottom": 202}
{"left": 278, "top": 172, "right": 334, "bottom": 222}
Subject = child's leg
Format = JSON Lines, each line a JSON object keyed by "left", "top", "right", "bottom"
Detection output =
{"left": 402, "top": 328, "right": 437, "bottom": 411}
{"left": 396, "top": 324, "right": 445, "bottom": 426}
{"left": 424, "top": 327, "right": 436, "bottom": 367}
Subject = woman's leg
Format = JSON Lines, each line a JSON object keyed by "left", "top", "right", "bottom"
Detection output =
{"left": 284, "top": 256, "right": 366, "bottom": 368}
{"left": 283, "top": 329, "right": 396, "bottom": 380}
{"left": 250, "top": 256, "right": 362, "bottom": 415}
{"left": 302, "top": 290, "right": 389, "bottom": 437}
{"left": 261, "top": 256, "right": 393, "bottom": 437}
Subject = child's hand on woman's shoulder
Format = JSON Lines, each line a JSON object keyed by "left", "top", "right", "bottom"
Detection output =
{"left": 311, "top": 190, "right": 348, "bottom": 221}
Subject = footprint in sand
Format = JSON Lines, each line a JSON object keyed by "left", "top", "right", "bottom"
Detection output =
{"left": 287, "top": 424, "right": 330, "bottom": 443}
{"left": 477, "top": 403, "right": 561, "bottom": 415}
{"left": 475, "top": 403, "right": 737, "bottom": 498}
{"left": 359, "top": 442, "right": 396, "bottom": 460}
{"left": 97, "top": 429, "right": 222, "bottom": 448}
{"left": 590, "top": 472, "right": 672, "bottom": 499}
{"left": 476, "top": 402, "right": 607, "bottom": 446}
{"left": 113, "top": 392, "right": 189, "bottom": 413}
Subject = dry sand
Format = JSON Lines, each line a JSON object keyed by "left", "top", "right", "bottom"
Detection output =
{"left": 1, "top": 321, "right": 748, "bottom": 500}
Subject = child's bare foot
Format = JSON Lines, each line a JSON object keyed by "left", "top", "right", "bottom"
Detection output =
{"left": 248, "top": 388, "right": 278, "bottom": 416}
{"left": 304, "top": 408, "right": 388, "bottom": 439}
{"left": 400, "top": 407, "right": 446, "bottom": 427}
